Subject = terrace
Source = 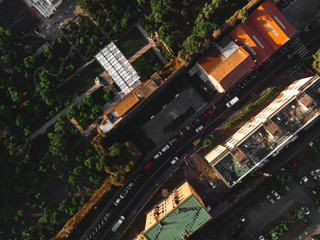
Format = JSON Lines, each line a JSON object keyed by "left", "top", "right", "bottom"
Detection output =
{"left": 213, "top": 152, "right": 254, "bottom": 186}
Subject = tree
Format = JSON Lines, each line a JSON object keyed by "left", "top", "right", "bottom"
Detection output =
{"left": 23, "top": 56, "right": 36, "bottom": 69}
{"left": 203, "top": 138, "right": 213, "bottom": 147}
{"left": 225, "top": 121, "right": 233, "bottom": 128}
{"left": 44, "top": 45, "right": 54, "bottom": 59}
{"left": 107, "top": 143, "right": 121, "bottom": 157}
{"left": 16, "top": 115, "right": 26, "bottom": 128}
{"left": 8, "top": 86, "right": 23, "bottom": 103}
{"left": 237, "top": 9, "right": 248, "bottom": 23}
{"left": 312, "top": 48, "right": 320, "bottom": 73}
{"left": 183, "top": 35, "right": 201, "bottom": 55}
{"left": 193, "top": 22, "right": 218, "bottom": 37}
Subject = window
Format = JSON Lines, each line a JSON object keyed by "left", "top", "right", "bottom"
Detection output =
{"left": 244, "top": 42, "right": 257, "bottom": 56}
{"left": 253, "top": 35, "right": 264, "bottom": 49}
{"left": 274, "top": 16, "right": 286, "bottom": 30}
{"left": 266, "top": 23, "right": 279, "bottom": 37}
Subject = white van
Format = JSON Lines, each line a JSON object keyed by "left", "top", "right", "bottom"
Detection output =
{"left": 226, "top": 96, "right": 239, "bottom": 107}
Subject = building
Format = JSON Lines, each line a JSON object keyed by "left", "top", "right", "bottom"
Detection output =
{"left": 229, "top": 0, "right": 296, "bottom": 66}
{"left": 31, "top": 0, "right": 62, "bottom": 18}
{"left": 134, "top": 181, "right": 212, "bottom": 240}
{"left": 189, "top": 0, "right": 296, "bottom": 92}
{"left": 205, "top": 75, "right": 320, "bottom": 187}
{"left": 98, "top": 75, "right": 159, "bottom": 134}
{"left": 189, "top": 36, "right": 254, "bottom": 93}
{"left": 0, "top": 0, "right": 41, "bottom": 35}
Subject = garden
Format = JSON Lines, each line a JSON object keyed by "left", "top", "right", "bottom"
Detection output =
{"left": 131, "top": 48, "right": 164, "bottom": 81}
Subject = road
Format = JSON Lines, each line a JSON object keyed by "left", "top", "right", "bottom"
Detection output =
{"left": 81, "top": 19, "right": 320, "bottom": 240}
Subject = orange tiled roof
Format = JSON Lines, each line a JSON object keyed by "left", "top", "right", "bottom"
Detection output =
{"left": 210, "top": 46, "right": 254, "bottom": 90}
{"left": 249, "top": 0, "right": 296, "bottom": 50}
{"left": 197, "top": 48, "right": 225, "bottom": 74}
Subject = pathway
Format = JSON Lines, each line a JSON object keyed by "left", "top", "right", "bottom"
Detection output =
{"left": 129, "top": 23, "right": 167, "bottom": 66}
{"left": 28, "top": 84, "right": 100, "bottom": 140}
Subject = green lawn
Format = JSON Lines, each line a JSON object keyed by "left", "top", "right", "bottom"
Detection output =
{"left": 57, "top": 60, "right": 104, "bottom": 99}
{"left": 21, "top": 36, "right": 47, "bottom": 53}
{"left": 116, "top": 26, "right": 148, "bottom": 58}
{"left": 131, "top": 48, "right": 164, "bottom": 81}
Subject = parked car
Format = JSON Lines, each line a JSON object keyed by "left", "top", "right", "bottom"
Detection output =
{"left": 226, "top": 96, "right": 239, "bottom": 108}
{"left": 144, "top": 162, "right": 152, "bottom": 170}
{"left": 285, "top": 185, "right": 290, "bottom": 191}
{"left": 114, "top": 197, "right": 121, "bottom": 206}
{"left": 301, "top": 206, "right": 310, "bottom": 215}
{"left": 179, "top": 129, "right": 186, "bottom": 136}
{"left": 168, "top": 137, "right": 178, "bottom": 146}
{"left": 208, "top": 180, "right": 216, "bottom": 189}
{"left": 259, "top": 235, "right": 265, "bottom": 240}
{"left": 194, "top": 118, "right": 201, "bottom": 124}
{"left": 266, "top": 195, "right": 275, "bottom": 204}
{"left": 311, "top": 169, "right": 320, "bottom": 176}
{"left": 271, "top": 190, "right": 280, "bottom": 200}
{"left": 171, "top": 157, "right": 178, "bottom": 165}
{"left": 195, "top": 125, "right": 204, "bottom": 133}
{"left": 126, "top": 182, "right": 134, "bottom": 190}
{"left": 299, "top": 176, "right": 308, "bottom": 184}
{"left": 120, "top": 189, "right": 128, "bottom": 199}
{"left": 161, "top": 144, "right": 170, "bottom": 153}
{"left": 204, "top": 109, "right": 213, "bottom": 117}
{"left": 240, "top": 216, "right": 246, "bottom": 222}
{"left": 186, "top": 123, "right": 194, "bottom": 130}
{"left": 305, "top": 72, "right": 313, "bottom": 77}
{"left": 154, "top": 151, "right": 162, "bottom": 159}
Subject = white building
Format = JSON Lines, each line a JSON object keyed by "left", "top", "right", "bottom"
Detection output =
{"left": 205, "top": 75, "right": 320, "bottom": 187}
{"left": 32, "top": 0, "right": 62, "bottom": 18}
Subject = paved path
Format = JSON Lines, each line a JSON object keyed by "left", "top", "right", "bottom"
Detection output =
{"left": 33, "top": 42, "right": 49, "bottom": 57}
{"left": 129, "top": 23, "right": 167, "bottom": 66}
{"left": 28, "top": 84, "right": 100, "bottom": 140}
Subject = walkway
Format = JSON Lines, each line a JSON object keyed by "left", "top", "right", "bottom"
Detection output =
{"left": 28, "top": 84, "right": 100, "bottom": 140}
{"left": 129, "top": 23, "right": 167, "bottom": 66}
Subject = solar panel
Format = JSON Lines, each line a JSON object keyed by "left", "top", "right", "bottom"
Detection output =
{"left": 95, "top": 42, "right": 141, "bottom": 92}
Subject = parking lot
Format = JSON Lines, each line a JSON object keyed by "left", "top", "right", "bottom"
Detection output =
{"left": 142, "top": 85, "right": 207, "bottom": 145}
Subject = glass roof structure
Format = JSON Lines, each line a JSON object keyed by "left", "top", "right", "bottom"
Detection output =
{"left": 95, "top": 42, "right": 140, "bottom": 92}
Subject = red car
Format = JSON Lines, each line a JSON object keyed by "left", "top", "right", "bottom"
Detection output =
{"left": 204, "top": 109, "right": 213, "bottom": 117}
{"left": 179, "top": 129, "right": 186, "bottom": 136}
{"left": 305, "top": 72, "right": 313, "bottom": 77}
{"left": 144, "top": 162, "right": 152, "bottom": 170}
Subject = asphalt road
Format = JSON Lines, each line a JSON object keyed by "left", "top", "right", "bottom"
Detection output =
{"left": 82, "top": 20, "right": 320, "bottom": 240}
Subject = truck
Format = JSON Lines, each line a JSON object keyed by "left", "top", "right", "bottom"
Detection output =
{"left": 226, "top": 96, "right": 239, "bottom": 108}
{"left": 111, "top": 216, "right": 125, "bottom": 232}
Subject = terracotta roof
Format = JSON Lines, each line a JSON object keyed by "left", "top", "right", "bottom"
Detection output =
{"left": 209, "top": 46, "right": 254, "bottom": 90}
{"left": 229, "top": 20, "right": 274, "bottom": 67}
{"left": 197, "top": 48, "right": 225, "bottom": 74}
{"left": 249, "top": 0, "right": 296, "bottom": 50}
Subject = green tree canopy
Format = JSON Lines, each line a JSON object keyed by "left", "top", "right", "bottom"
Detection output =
{"left": 23, "top": 56, "right": 36, "bottom": 69}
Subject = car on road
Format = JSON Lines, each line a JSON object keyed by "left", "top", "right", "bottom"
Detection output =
{"left": 208, "top": 180, "right": 216, "bottom": 189}
{"left": 289, "top": 160, "right": 297, "bottom": 167}
{"left": 204, "top": 108, "right": 213, "bottom": 117}
{"left": 186, "top": 123, "right": 194, "bottom": 130}
{"left": 193, "top": 118, "right": 201, "bottom": 124}
{"left": 299, "top": 176, "right": 308, "bottom": 184}
{"left": 120, "top": 189, "right": 128, "bottom": 199}
{"left": 153, "top": 151, "right": 162, "bottom": 159}
{"left": 266, "top": 195, "right": 275, "bottom": 204}
{"left": 179, "top": 129, "right": 186, "bottom": 136}
{"left": 240, "top": 216, "right": 246, "bottom": 222}
{"left": 305, "top": 72, "right": 313, "bottom": 77}
{"left": 226, "top": 96, "right": 239, "bottom": 107}
{"left": 311, "top": 169, "right": 320, "bottom": 176}
{"left": 144, "top": 162, "right": 152, "bottom": 170}
{"left": 103, "top": 212, "right": 111, "bottom": 221}
{"left": 195, "top": 125, "right": 204, "bottom": 133}
{"left": 193, "top": 139, "right": 200, "bottom": 146}
{"left": 259, "top": 235, "right": 265, "bottom": 240}
{"left": 171, "top": 157, "right": 178, "bottom": 165}
{"left": 271, "top": 232, "right": 278, "bottom": 240}
{"left": 161, "top": 144, "right": 170, "bottom": 153}
{"left": 271, "top": 190, "right": 280, "bottom": 200}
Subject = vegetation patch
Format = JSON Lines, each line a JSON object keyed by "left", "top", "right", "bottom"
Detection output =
{"left": 116, "top": 26, "right": 148, "bottom": 58}
{"left": 131, "top": 48, "right": 164, "bottom": 81}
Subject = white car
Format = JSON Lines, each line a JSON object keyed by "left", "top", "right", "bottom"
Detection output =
{"left": 154, "top": 151, "right": 162, "bottom": 159}
{"left": 195, "top": 125, "right": 204, "bottom": 133}
{"left": 114, "top": 198, "right": 121, "bottom": 206}
{"left": 208, "top": 180, "right": 216, "bottom": 189}
{"left": 171, "top": 157, "right": 178, "bottom": 165}
{"left": 161, "top": 144, "right": 170, "bottom": 153}
{"left": 126, "top": 182, "right": 134, "bottom": 190}
{"left": 271, "top": 232, "right": 278, "bottom": 240}
{"left": 299, "top": 176, "right": 308, "bottom": 184}
{"left": 259, "top": 235, "right": 265, "bottom": 240}
{"left": 271, "top": 190, "right": 280, "bottom": 200}
{"left": 266, "top": 195, "right": 275, "bottom": 204}
{"left": 311, "top": 169, "right": 320, "bottom": 176}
